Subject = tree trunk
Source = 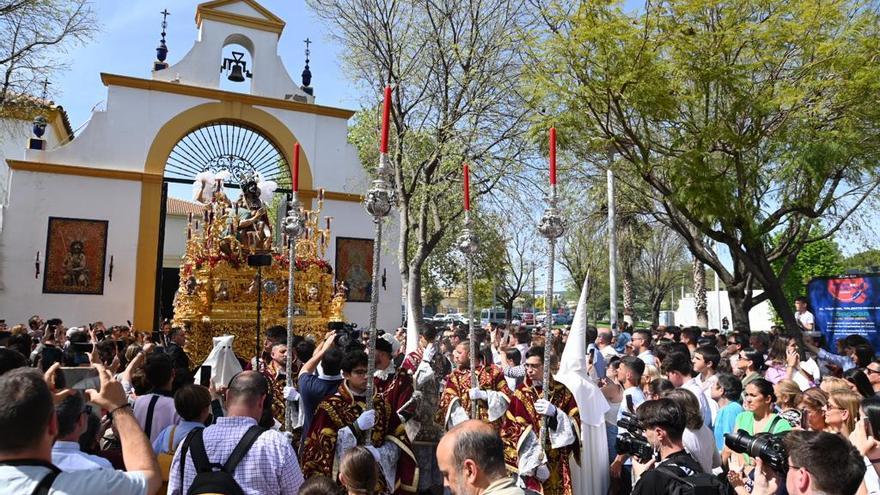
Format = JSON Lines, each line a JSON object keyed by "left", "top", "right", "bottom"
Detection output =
{"left": 407, "top": 263, "right": 424, "bottom": 330}
{"left": 693, "top": 257, "right": 708, "bottom": 328}
{"left": 651, "top": 294, "right": 663, "bottom": 326}
{"left": 623, "top": 266, "right": 635, "bottom": 326}
{"left": 726, "top": 282, "right": 752, "bottom": 333}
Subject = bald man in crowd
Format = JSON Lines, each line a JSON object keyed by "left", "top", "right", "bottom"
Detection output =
{"left": 436, "top": 419, "right": 526, "bottom": 495}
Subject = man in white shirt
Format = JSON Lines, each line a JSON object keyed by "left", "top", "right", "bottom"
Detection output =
{"left": 611, "top": 356, "right": 647, "bottom": 491}
{"left": 596, "top": 329, "right": 620, "bottom": 361}
{"left": 0, "top": 365, "right": 161, "bottom": 495}
{"left": 662, "top": 351, "right": 713, "bottom": 429}
{"left": 632, "top": 330, "right": 655, "bottom": 366}
{"left": 52, "top": 393, "right": 113, "bottom": 471}
{"left": 794, "top": 297, "right": 815, "bottom": 331}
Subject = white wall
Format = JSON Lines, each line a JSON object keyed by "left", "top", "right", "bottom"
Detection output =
{"left": 163, "top": 215, "right": 188, "bottom": 268}
{"left": 675, "top": 290, "right": 774, "bottom": 331}
{"left": 320, "top": 199, "right": 402, "bottom": 332}
{"left": 1, "top": 116, "right": 67, "bottom": 227}
{"left": 0, "top": 170, "right": 141, "bottom": 325}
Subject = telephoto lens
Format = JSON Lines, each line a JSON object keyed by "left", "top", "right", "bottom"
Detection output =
{"left": 724, "top": 429, "right": 789, "bottom": 474}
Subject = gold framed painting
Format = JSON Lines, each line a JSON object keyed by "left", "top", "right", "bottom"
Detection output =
{"left": 335, "top": 237, "right": 374, "bottom": 302}
{"left": 43, "top": 217, "right": 109, "bottom": 295}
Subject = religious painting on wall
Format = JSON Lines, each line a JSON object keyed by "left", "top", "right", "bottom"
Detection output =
{"left": 335, "top": 237, "right": 374, "bottom": 302}
{"left": 43, "top": 217, "right": 109, "bottom": 295}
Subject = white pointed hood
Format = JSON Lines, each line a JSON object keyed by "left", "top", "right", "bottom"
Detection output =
{"left": 553, "top": 274, "right": 608, "bottom": 425}
{"left": 554, "top": 274, "right": 611, "bottom": 495}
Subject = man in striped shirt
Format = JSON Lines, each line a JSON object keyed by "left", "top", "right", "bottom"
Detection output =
{"left": 168, "top": 371, "right": 304, "bottom": 495}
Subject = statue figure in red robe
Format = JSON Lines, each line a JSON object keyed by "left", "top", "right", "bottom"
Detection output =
{"left": 501, "top": 346, "right": 581, "bottom": 495}
{"left": 301, "top": 349, "right": 418, "bottom": 494}
{"left": 437, "top": 340, "right": 512, "bottom": 429}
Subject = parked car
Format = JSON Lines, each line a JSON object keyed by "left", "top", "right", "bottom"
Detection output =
{"left": 555, "top": 313, "right": 573, "bottom": 325}
{"left": 432, "top": 313, "right": 446, "bottom": 321}
{"left": 535, "top": 312, "right": 547, "bottom": 324}
{"left": 447, "top": 313, "right": 468, "bottom": 324}
{"left": 521, "top": 312, "right": 535, "bottom": 325}
{"left": 480, "top": 308, "right": 507, "bottom": 326}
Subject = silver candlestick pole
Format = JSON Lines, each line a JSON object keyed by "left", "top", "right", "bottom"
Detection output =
{"left": 537, "top": 183, "right": 564, "bottom": 446}
{"left": 282, "top": 192, "right": 307, "bottom": 432}
{"left": 457, "top": 210, "right": 479, "bottom": 418}
{"left": 363, "top": 152, "right": 395, "bottom": 417}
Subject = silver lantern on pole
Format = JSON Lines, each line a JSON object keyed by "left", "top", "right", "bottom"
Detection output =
{"left": 282, "top": 191, "right": 307, "bottom": 431}
{"left": 457, "top": 204, "right": 479, "bottom": 418}
{"left": 538, "top": 128, "right": 565, "bottom": 447}
{"left": 363, "top": 150, "right": 395, "bottom": 414}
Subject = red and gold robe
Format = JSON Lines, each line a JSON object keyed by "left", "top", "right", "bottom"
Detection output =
{"left": 261, "top": 360, "right": 287, "bottom": 427}
{"left": 301, "top": 382, "right": 419, "bottom": 494}
{"left": 501, "top": 377, "right": 581, "bottom": 495}
{"left": 374, "top": 369, "right": 414, "bottom": 419}
{"left": 436, "top": 364, "right": 511, "bottom": 428}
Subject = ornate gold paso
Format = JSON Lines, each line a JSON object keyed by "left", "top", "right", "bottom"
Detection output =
{"left": 173, "top": 183, "right": 345, "bottom": 364}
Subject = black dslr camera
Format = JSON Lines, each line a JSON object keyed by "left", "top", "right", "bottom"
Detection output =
{"left": 724, "top": 429, "right": 789, "bottom": 474}
{"left": 616, "top": 411, "right": 655, "bottom": 462}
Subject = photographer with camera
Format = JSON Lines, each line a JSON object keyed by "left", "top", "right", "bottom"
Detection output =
{"left": 297, "top": 330, "right": 342, "bottom": 447}
{"left": 740, "top": 430, "right": 865, "bottom": 495}
{"left": 629, "top": 398, "right": 707, "bottom": 495}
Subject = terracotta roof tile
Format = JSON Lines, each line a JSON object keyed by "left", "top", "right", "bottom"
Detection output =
{"left": 166, "top": 197, "right": 204, "bottom": 216}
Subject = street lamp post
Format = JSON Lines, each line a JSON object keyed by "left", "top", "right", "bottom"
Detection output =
{"left": 608, "top": 149, "right": 618, "bottom": 330}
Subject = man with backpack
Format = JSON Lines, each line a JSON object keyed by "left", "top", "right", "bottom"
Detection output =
{"left": 631, "top": 398, "right": 723, "bottom": 495}
{"left": 168, "top": 371, "right": 303, "bottom": 495}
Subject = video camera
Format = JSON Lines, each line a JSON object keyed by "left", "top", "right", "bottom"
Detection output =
{"left": 616, "top": 411, "right": 655, "bottom": 462}
{"left": 328, "top": 321, "right": 361, "bottom": 351}
{"left": 724, "top": 429, "right": 789, "bottom": 474}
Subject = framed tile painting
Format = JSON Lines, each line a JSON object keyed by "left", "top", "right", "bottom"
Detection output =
{"left": 335, "top": 237, "right": 374, "bottom": 302}
{"left": 43, "top": 217, "right": 109, "bottom": 295}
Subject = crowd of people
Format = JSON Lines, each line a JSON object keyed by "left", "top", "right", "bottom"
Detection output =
{"left": 0, "top": 299, "right": 877, "bottom": 495}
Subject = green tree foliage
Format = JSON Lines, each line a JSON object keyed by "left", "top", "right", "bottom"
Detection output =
{"left": 525, "top": 0, "right": 880, "bottom": 332}
{"left": 844, "top": 249, "right": 880, "bottom": 272}
{"left": 774, "top": 236, "right": 844, "bottom": 304}
{"left": 313, "top": 0, "right": 534, "bottom": 323}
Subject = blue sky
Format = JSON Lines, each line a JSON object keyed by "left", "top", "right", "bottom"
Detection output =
{"left": 49, "top": 0, "right": 876, "bottom": 296}
{"left": 55, "top": 0, "right": 357, "bottom": 130}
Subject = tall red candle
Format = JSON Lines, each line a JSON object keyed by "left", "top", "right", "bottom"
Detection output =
{"left": 293, "top": 143, "right": 300, "bottom": 192}
{"left": 380, "top": 85, "right": 391, "bottom": 153}
{"left": 463, "top": 163, "right": 470, "bottom": 211}
{"left": 549, "top": 127, "right": 557, "bottom": 185}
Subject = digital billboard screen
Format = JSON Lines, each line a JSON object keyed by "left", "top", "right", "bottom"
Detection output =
{"left": 807, "top": 275, "right": 880, "bottom": 350}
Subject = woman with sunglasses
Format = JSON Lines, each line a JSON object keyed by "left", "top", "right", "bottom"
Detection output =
{"left": 798, "top": 387, "right": 829, "bottom": 432}
{"left": 736, "top": 348, "right": 765, "bottom": 395}
{"left": 825, "top": 388, "right": 860, "bottom": 437}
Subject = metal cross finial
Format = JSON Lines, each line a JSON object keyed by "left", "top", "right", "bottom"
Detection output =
{"left": 304, "top": 38, "right": 312, "bottom": 59}
{"left": 40, "top": 79, "right": 50, "bottom": 101}
{"left": 160, "top": 9, "right": 170, "bottom": 31}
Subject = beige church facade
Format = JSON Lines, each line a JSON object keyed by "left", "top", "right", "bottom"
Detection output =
{"left": 0, "top": 0, "right": 401, "bottom": 332}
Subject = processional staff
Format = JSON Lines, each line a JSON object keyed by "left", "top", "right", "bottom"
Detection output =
{"left": 283, "top": 142, "right": 306, "bottom": 431}
{"left": 537, "top": 127, "right": 564, "bottom": 446}
{"left": 457, "top": 163, "right": 479, "bottom": 418}
{"left": 363, "top": 85, "right": 395, "bottom": 423}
